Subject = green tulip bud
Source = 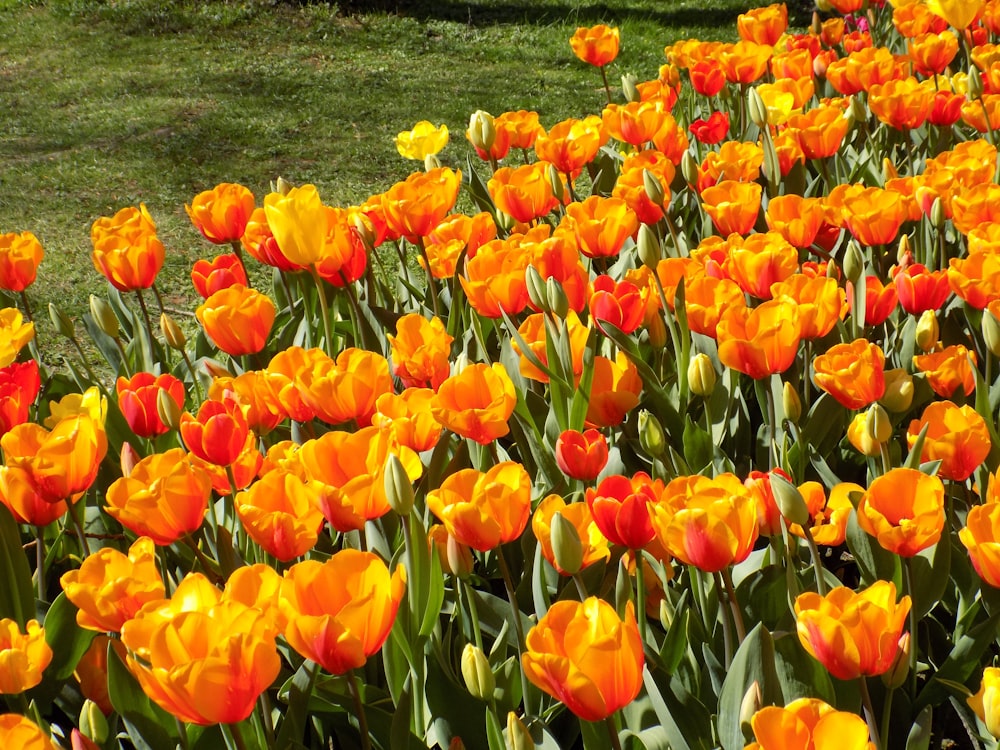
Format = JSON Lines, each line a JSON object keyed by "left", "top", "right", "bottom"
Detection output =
{"left": 80, "top": 699, "right": 109, "bottom": 745}
{"left": 461, "top": 644, "right": 495, "bottom": 701}
{"left": 881, "top": 632, "right": 910, "bottom": 690}
{"left": 880, "top": 368, "right": 914, "bottom": 413}
{"left": 89, "top": 295, "right": 118, "bottom": 338}
{"left": 524, "top": 265, "right": 549, "bottom": 313}
{"left": 636, "top": 223, "right": 662, "bottom": 270}
{"left": 156, "top": 388, "right": 182, "bottom": 432}
{"left": 638, "top": 409, "right": 666, "bottom": 458}
{"left": 467, "top": 110, "right": 497, "bottom": 154}
{"left": 274, "top": 176, "right": 294, "bottom": 196}
{"left": 681, "top": 150, "right": 699, "bottom": 188}
{"left": 49, "top": 303, "right": 75, "bottom": 339}
{"left": 506, "top": 712, "right": 534, "bottom": 750}
{"left": 547, "top": 163, "right": 564, "bottom": 204}
{"left": 550, "top": 512, "right": 583, "bottom": 576}
{"left": 782, "top": 382, "right": 802, "bottom": 424}
{"left": 622, "top": 73, "right": 640, "bottom": 103}
{"left": 865, "top": 403, "right": 893, "bottom": 444}
{"left": 986, "top": 308, "right": 1000, "bottom": 357}
{"left": 769, "top": 472, "right": 810, "bottom": 527}
{"left": 546, "top": 277, "right": 569, "bottom": 319}
{"left": 642, "top": 169, "right": 666, "bottom": 207}
{"left": 160, "top": 312, "right": 187, "bottom": 350}
{"left": 843, "top": 240, "right": 865, "bottom": 285}
{"left": 384, "top": 453, "right": 415, "bottom": 516}
{"left": 930, "top": 196, "right": 946, "bottom": 229}
{"left": 747, "top": 87, "right": 768, "bottom": 129}
{"left": 969, "top": 66, "right": 985, "bottom": 101}
{"left": 424, "top": 153, "right": 442, "bottom": 171}
{"left": 739, "top": 681, "right": 763, "bottom": 740}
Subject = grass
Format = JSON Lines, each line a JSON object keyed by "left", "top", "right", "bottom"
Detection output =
{"left": 0, "top": 0, "right": 770, "bottom": 364}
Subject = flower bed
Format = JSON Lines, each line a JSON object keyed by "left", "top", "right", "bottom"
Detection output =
{"left": 2, "top": 0, "right": 1000, "bottom": 748}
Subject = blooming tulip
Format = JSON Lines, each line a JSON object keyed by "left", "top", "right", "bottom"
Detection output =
{"left": 189, "top": 253, "right": 248, "bottom": 299}
{"left": 569, "top": 24, "right": 620, "bottom": 67}
{"left": 555, "top": 428, "right": 609, "bottom": 481}
{"left": 717, "top": 297, "right": 801, "bottom": 380}
{"left": 116, "top": 371, "right": 184, "bottom": 439}
{"left": 0, "top": 360, "right": 40, "bottom": 436}
{"left": 812, "top": 339, "right": 886, "bottom": 410}
{"left": 907, "top": 401, "right": 990, "bottom": 481}
{"left": 90, "top": 205, "right": 165, "bottom": 291}
{"left": 532, "top": 494, "right": 610, "bottom": 575}
{"left": 195, "top": 284, "right": 275, "bottom": 357}
{"left": 431, "top": 362, "right": 516, "bottom": 444}
{"left": 0, "top": 619, "right": 52, "bottom": 694}
{"left": 394, "top": 120, "right": 449, "bottom": 160}
{"left": 857, "top": 468, "right": 945, "bottom": 557}
{"left": 185, "top": 183, "right": 255, "bottom": 245}
{"left": 960, "top": 502, "right": 1000, "bottom": 588}
{"left": 0, "top": 715, "right": 60, "bottom": 750}
{"left": 234, "top": 470, "right": 326, "bottom": 561}
{"left": 746, "top": 698, "right": 875, "bottom": 750}
{"left": 0, "top": 231, "right": 43, "bottom": 292}
{"left": 179, "top": 394, "right": 249, "bottom": 467}
{"left": 387, "top": 313, "right": 453, "bottom": 391}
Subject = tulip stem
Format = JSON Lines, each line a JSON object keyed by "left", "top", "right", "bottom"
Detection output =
{"left": 879, "top": 441, "right": 892, "bottom": 476}
{"left": 633, "top": 550, "right": 648, "bottom": 647}
{"left": 497, "top": 544, "right": 533, "bottom": 715}
{"left": 414, "top": 238, "right": 442, "bottom": 319}
{"left": 135, "top": 289, "right": 157, "bottom": 354}
{"left": 604, "top": 714, "right": 624, "bottom": 750}
{"left": 309, "top": 269, "right": 335, "bottom": 358}
{"left": 229, "top": 240, "right": 250, "bottom": 284}
{"left": 858, "top": 678, "right": 882, "bottom": 750}
{"left": 34, "top": 526, "right": 44, "bottom": 601}
{"left": 903, "top": 557, "right": 919, "bottom": 697}
{"left": 802, "top": 526, "right": 827, "bottom": 596}
{"left": 880, "top": 686, "right": 894, "bottom": 749}
{"left": 571, "top": 573, "right": 589, "bottom": 601}
{"left": 714, "top": 571, "right": 734, "bottom": 668}
{"left": 720, "top": 566, "right": 746, "bottom": 644}
{"left": 348, "top": 669, "right": 373, "bottom": 750}
{"left": 463, "top": 578, "right": 485, "bottom": 651}
{"left": 224, "top": 722, "right": 250, "bottom": 750}
{"left": 599, "top": 65, "right": 613, "bottom": 107}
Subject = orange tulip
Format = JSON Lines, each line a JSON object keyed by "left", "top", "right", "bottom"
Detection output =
{"left": 0, "top": 618, "right": 51, "bottom": 694}
{"left": 847, "top": 275, "right": 898, "bottom": 327}
{"left": 116, "top": 371, "right": 184, "bottom": 439}
{"left": 432, "top": 362, "right": 516, "bottom": 444}
{"left": 207, "top": 371, "right": 283, "bottom": 435}
{"left": 718, "top": 41, "right": 773, "bottom": 85}
{"left": 913, "top": 343, "right": 976, "bottom": 398}
{"left": 893, "top": 263, "right": 951, "bottom": 315}
{"left": 907, "top": 401, "right": 990, "bottom": 482}
{"left": 265, "top": 346, "right": 325, "bottom": 423}
{"left": 279, "top": 550, "right": 406, "bottom": 674}
{"left": 190, "top": 253, "right": 248, "bottom": 299}
{"left": 909, "top": 31, "right": 959, "bottom": 75}
{"left": 737, "top": 3, "right": 788, "bottom": 45}
{"left": 787, "top": 481, "right": 858, "bottom": 547}
{"left": 724, "top": 232, "right": 799, "bottom": 300}
{"left": 460, "top": 237, "right": 532, "bottom": 319}
{"left": 234, "top": 469, "right": 326, "bottom": 561}
{"left": 555, "top": 428, "right": 609, "bottom": 481}
{"left": 785, "top": 104, "right": 850, "bottom": 160}
{"left": 382, "top": 167, "right": 462, "bottom": 242}
{"left": 683, "top": 274, "right": 744, "bottom": 337}
{"left": 651, "top": 473, "right": 758, "bottom": 572}
{"left": 717, "top": 297, "right": 801, "bottom": 379}
{"left": 488, "top": 161, "right": 563, "bottom": 224}
{"left": 569, "top": 24, "right": 619, "bottom": 67}
{"left": 371, "top": 389, "right": 443, "bottom": 453}
{"left": 527, "top": 233, "right": 591, "bottom": 313}
{"left": 746, "top": 698, "right": 875, "bottom": 750}
{"left": 857, "top": 467, "right": 945, "bottom": 557}
{"left": 179, "top": 394, "right": 249, "bottom": 467}
{"left": 562, "top": 195, "right": 638, "bottom": 259}
{"left": 121, "top": 573, "right": 280, "bottom": 725}
{"left": 296, "top": 347, "right": 393, "bottom": 428}
{"left": 841, "top": 187, "right": 908, "bottom": 247}
{"left": 765, "top": 195, "right": 825, "bottom": 249}
{"left": 74, "top": 635, "right": 119, "bottom": 716}
{"left": 195, "top": 284, "right": 275, "bottom": 357}
{"left": 387, "top": 313, "right": 454, "bottom": 391}
{"left": 960, "top": 502, "right": 1000, "bottom": 588}
{"left": 794, "top": 581, "right": 910, "bottom": 681}
{"left": 585, "top": 473, "right": 661, "bottom": 549}
{"left": 513, "top": 311, "right": 589, "bottom": 383}
{"left": 534, "top": 116, "right": 605, "bottom": 179}
{"left": 242, "top": 206, "right": 305, "bottom": 272}
{"left": 422, "top": 212, "right": 497, "bottom": 279}
{"left": 969, "top": 666, "right": 1000, "bottom": 739}
{"left": 522, "top": 597, "right": 643, "bottom": 722}
{"left": 586, "top": 352, "right": 642, "bottom": 427}
{"left": 698, "top": 141, "right": 764, "bottom": 191}
{"left": 602, "top": 101, "right": 671, "bottom": 147}
{"left": 690, "top": 58, "right": 727, "bottom": 96}
{"left": 532, "top": 494, "right": 611, "bottom": 574}
{"left": 427, "top": 461, "right": 532, "bottom": 551}
{"left": 496, "top": 109, "right": 544, "bottom": 151}
{"left": 812, "top": 339, "right": 886, "bottom": 410}
{"left": 0, "top": 715, "right": 60, "bottom": 750}
{"left": 90, "top": 205, "right": 165, "bottom": 291}
{"left": 701, "top": 180, "right": 762, "bottom": 236}
{"left": 0, "top": 361, "right": 40, "bottom": 437}
{"left": 868, "top": 77, "right": 936, "bottom": 131}
{"left": 771, "top": 275, "right": 845, "bottom": 340}
{"left": 0, "top": 465, "right": 66, "bottom": 527}
{"left": 0, "top": 231, "right": 43, "bottom": 292}
{"left": 60, "top": 536, "right": 165, "bottom": 633}
{"left": 185, "top": 182, "right": 256, "bottom": 245}
{"left": 947, "top": 251, "right": 1000, "bottom": 309}
{"left": 104, "top": 448, "right": 212, "bottom": 545}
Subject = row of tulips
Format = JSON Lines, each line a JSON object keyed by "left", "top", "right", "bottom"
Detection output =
{"left": 7, "top": 0, "right": 1000, "bottom": 747}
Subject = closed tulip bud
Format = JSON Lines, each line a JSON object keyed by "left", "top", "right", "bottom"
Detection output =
{"left": 681, "top": 151, "right": 699, "bottom": 187}
{"left": 985, "top": 310, "right": 1000, "bottom": 357}
{"left": 770, "top": 472, "right": 810, "bottom": 527}
{"left": 811, "top": 10, "right": 822, "bottom": 35}
{"left": 969, "top": 66, "right": 984, "bottom": 100}
{"left": 747, "top": 87, "right": 768, "bottom": 129}
{"left": 843, "top": 240, "right": 864, "bottom": 285}
{"left": 525, "top": 265, "right": 549, "bottom": 313}
{"left": 495, "top": 210, "right": 516, "bottom": 233}
{"left": 881, "top": 632, "right": 910, "bottom": 690}
{"left": 636, "top": 223, "right": 661, "bottom": 270}
{"left": 89, "top": 295, "right": 118, "bottom": 338}
{"left": 546, "top": 277, "right": 569, "bottom": 319}
{"left": 658, "top": 598, "right": 673, "bottom": 630}
{"left": 647, "top": 314, "right": 667, "bottom": 349}
{"left": 467, "top": 110, "right": 497, "bottom": 154}
{"left": 916, "top": 310, "right": 939, "bottom": 352}
{"left": 202, "top": 359, "right": 234, "bottom": 380}
{"left": 931, "top": 197, "right": 946, "bottom": 229}
{"left": 155, "top": 387, "right": 182, "bottom": 432}
{"left": 622, "top": 73, "right": 640, "bottom": 103}
{"left": 506, "top": 712, "right": 533, "bottom": 750}
{"left": 816, "top": 0, "right": 831, "bottom": 11}
{"left": 461, "top": 644, "right": 495, "bottom": 701}
{"left": 880, "top": 368, "right": 914, "bottom": 412}
{"left": 688, "top": 353, "right": 717, "bottom": 397}
{"left": 642, "top": 169, "right": 666, "bottom": 207}
{"left": 120, "top": 441, "right": 139, "bottom": 477}
{"left": 79, "top": 700, "right": 109, "bottom": 745}
{"left": 49, "top": 302, "right": 75, "bottom": 338}
{"left": 865, "top": 403, "right": 893, "bottom": 444}
{"left": 550, "top": 512, "right": 584, "bottom": 576}
{"left": 424, "top": 153, "right": 442, "bottom": 171}
{"left": 547, "top": 163, "right": 563, "bottom": 203}
{"left": 160, "top": 312, "right": 186, "bottom": 350}
{"left": 826, "top": 260, "right": 838, "bottom": 279}
{"left": 782, "top": 382, "right": 802, "bottom": 424}
{"left": 447, "top": 534, "right": 475, "bottom": 579}
{"left": 739, "top": 681, "right": 763, "bottom": 740}
{"left": 384, "top": 453, "right": 415, "bottom": 516}
{"left": 449, "top": 739, "right": 467, "bottom": 750}
{"left": 848, "top": 94, "right": 867, "bottom": 126}
{"left": 897, "top": 234, "right": 912, "bottom": 266}
{"left": 274, "top": 176, "right": 294, "bottom": 196}
{"left": 638, "top": 409, "right": 666, "bottom": 458}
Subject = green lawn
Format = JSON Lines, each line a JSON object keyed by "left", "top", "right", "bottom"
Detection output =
{"left": 0, "top": 0, "right": 765, "bottom": 360}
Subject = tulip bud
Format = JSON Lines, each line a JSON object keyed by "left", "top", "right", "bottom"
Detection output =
{"left": 424, "top": 153, "right": 442, "bottom": 171}
{"left": 880, "top": 368, "right": 914, "bottom": 412}
{"left": 826, "top": 259, "right": 839, "bottom": 278}
{"left": 71, "top": 730, "right": 101, "bottom": 750}
{"left": 882, "top": 158, "right": 899, "bottom": 183}
{"left": 546, "top": 277, "right": 569, "bottom": 319}
{"left": 848, "top": 94, "right": 867, "bottom": 126}
{"left": 506, "top": 712, "right": 533, "bottom": 750}
{"left": 811, "top": 10, "right": 822, "bottom": 35}
{"left": 550, "top": 512, "right": 584, "bottom": 576}
{"left": 647, "top": 313, "right": 667, "bottom": 349}
{"left": 881, "top": 632, "right": 910, "bottom": 690}
{"left": 659, "top": 63, "right": 681, "bottom": 88}
{"left": 739, "top": 681, "right": 763, "bottom": 740}
{"left": 985, "top": 308, "right": 1000, "bottom": 357}
{"left": 638, "top": 409, "right": 666, "bottom": 458}
{"left": 49, "top": 303, "right": 75, "bottom": 338}
{"left": 467, "top": 110, "right": 497, "bottom": 154}
{"left": 915, "top": 309, "right": 939, "bottom": 353}
{"left": 89, "top": 295, "right": 119, "bottom": 338}
{"left": 525, "top": 265, "right": 549, "bottom": 313}
{"left": 843, "top": 240, "right": 865, "bottom": 285}
{"left": 160, "top": 312, "right": 187, "bottom": 350}
{"left": 120, "top": 442, "right": 140, "bottom": 477}
{"left": 658, "top": 597, "right": 673, "bottom": 630}
{"left": 865, "top": 403, "right": 893, "bottom": 444}
{"left": 622, "top": 73, "right": 640, "bottom": 103}
{"left": 770, "top": 473, "right": 811, "bottom": 527}
{"left": 636, "top": 224, "right": 662, "bottom": 270}
{"left": 202, "top": 359, "right": 234, "bottom": 380}
{"left": 688, "top": 353, "right": 717, "bottom": 397}
{"left": 461, "top": 644, "right": 495, "bottom": 701}
{"left": 969, "top": 66, "right": 985, "bottom": 101}
{"left": 156, "top": 388, "right": 183, "bottom": 432}
{"left": 449, "top": 739, "right": 467, "bottom": 750}
{"left": 274, "top": 176, "right": 293, "bottom": 196}
{"left": 816, "top": 0, "right": 831, "bottom": 10}
{"left": 930, "top": 196, "right": 946, "bottom": 229}
{"left": 79, "top": 700, "right": 109, "bottom": 745}
{"left": 547, "top": 163, "right": 564, "bottom": 204}
{"left": 747, "top": 87, "right": 768, "bottom": 129}
{"left": 384, "top": 453, "right": 415, "bottom": 516}
{"left": 782, "top": 382, "right": 802, "bottom": 424}
{"left": 897, "top": 233, "right": 913, "bottom": 266}
{"left": 447, "top": 534, "right": 475, "bottom": 579}
{"left": 643, "top": 169, "right": 666, "bottom": 207}
{"left": 681, "top": 151, "right": 699, "bottom": 187}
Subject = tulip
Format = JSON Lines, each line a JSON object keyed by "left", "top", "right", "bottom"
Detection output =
{"left": 913, "top": 343, "right": 976, "bottom": 398}
{"left": 179, "top": 394, "right": 249, "bottom": 467}
{"left": 395, "top": 120, "right": 449, "bottom": 160}
{"left": 690, "top": 59, "right": 726, "bottom": 97}
{"left": 894, "top": 263, "right": 951, "bottom": 315}
{"left": 926, "top": 0, "right": 984, "bottom": 29}
{"left": 0, "top": 360, "right": 40, "bottom": 437}
{"left": 296, "top": 347, "right": 393, "bottom": 427}
{"left": 522, "top": 597, "right": 643, "bottom": 721}
{"left": 701, "top": 180, "right": 762, "bottom": 236}
{"left": 555, "top": 428, "right": 609, "bottom": 481}
{"left": 0, "top": 619, "right": 52, "bottom": 694}
{"left": 121, "top": 574, "right": 280, "bottom": 725}
{"left": 857, "top": 468, "right": 945, "bottom": 557}
{"left": 431, "top": 362, "right": 517, "bottom": 444}
{"left": 0, "top": 231, "right": 43, "bottom": 292}
{"left": 195, "top": 284, "right": 275, "bottom": 357}
{"left": 185, "top": 183, "right": 256, "bottom": 245}
{"left": 717, "top": 297, "right": 801, "bottom": 380}
{"left": 74, "top": 636, "right": 119, "bottom": 717}
{"left": 60, "top": 537, "right": 164, "bottom": 633}
{"left": 970, "top": 667, "right": 1000, "bottom": 739}
{"left": 0, "top": 714, "right": 61, "bottom": 750}
{"left": 427, "top": 462, "right": 532, "bottom": 551}
{"left": 371, "top": 389, "right": 443, "bottom": 454}
{"left": 0, "top": 465, "right": 66, "bottom": 527}
{"left": 812, "top": 339, "right": 886, "bottom": 410}
{"left": 382, "top": 167, "right": 462, "bottom": 242}
{"left": 746, "top": 698, "right": 874, "bottom": 750}
{"left": 586, "top": 352, "right": 643, "bottom": 427}
{"left": 0, "top": 308, "right": 34, "bottom": 368}
{"left": 279, "top": 550, "right": 406, "bottom": 675}
{"left": 90, "top": 205, "right": 165, "bottom": 291}
{"left": 534, "top": 116, "right": 605, "bottom": 179}
{"left": 234, "top": 470, "right": 326, "bottom": 561}
{"left": 532, "top": 494, "right": 610, "bottom": 575}
{"left": 488, "top": 161, "right": 563, "bottom": 224}
{"left": 907, "top": 401, "right": 990, "bottom": 482}
{"left": 116, "top": 371, "right": 185, "bottom": 439}
{"left": 189, "top": 253, "right": 248, "bottom": 299}
{"left": 569, "top": 24, "right": 620, "bottom": 67}
{"left": 585, "top": 473, "right": 660, "bottom": 549}
{"left": 960, "top": 502, "right": 1000, "bottom": 588}
{"left": 562, "top": 195, "right": 638, "bottom": 259}
{"left": 262, "top": 184, "right": 327, "bottom": 267}
{"left": 794, "top": 581, "right": 911, "bottom": 681}
{"left": 725, "top": 232, "right": 799, "bottom": 300}
{"left": 386, "top": 313, "right": 454, "bottom": 391}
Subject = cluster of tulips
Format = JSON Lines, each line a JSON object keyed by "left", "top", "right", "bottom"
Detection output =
{"left": 8, "top": 0, "right": 1000, "bottom": 747}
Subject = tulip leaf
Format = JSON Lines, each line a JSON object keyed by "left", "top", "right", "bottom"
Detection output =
{"left": 906, "top": 705, "right": 933, "bottom": 750}
{"left": 914, "top": 607, "right": 1000, "bottom": 710}
{"left": 718, "top": 623, "right": 783, "bottom": 750}
{"left": 42, "top": 592, "right": 96, "bottom": 681}
{"left": 845, "top": 510, "right": 898, "bottom": 587}
{"left": 485, "top": 707, "right": 505, "bottom": 750}
{"left": 641, "top": 668, "right": 713, "bottom": 750}
{"left": 657, "top": 596, "right": 690, "bottom": 675}
{"left": 106, "top": 641, "right": 180, "bottom": 750}
{"left": 908, "top": 531, "right": 952, "bottom": 621}
{"left": 0, "top": 504, "right": 34, "bottom": 627}
{"left": 772, "top": 632, "right": 836, "bottom": 705}
{"left": 973, "top": 355, "right": 1000, "bottom": 473}
{"left": 81, "top": 311, "right": 124, "bottom": 373}
{"left": 463, "top": 156, "right": 499, "bottom": 224}
{"left": 682, "top": 419, "right": 712, "bottom": 474}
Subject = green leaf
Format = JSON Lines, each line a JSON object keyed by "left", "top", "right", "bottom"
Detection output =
{"left": 641, "top": 668, "right": 714, "bottom": 750}
{"left": 43, "top": 592, "right": 97, "bottom": 681}
{"left": 915, "top": 608, "right": 1000, "bottom": 710}
{"left": 905, "top": 705, "right": 932, "bottom": 750}
{"left": 845, "top": 509, "right": 898, "bottom": 587}
{"left": 908, "top": 531, "right": 952, "bottom": 621}
{"left": 486, "top": 707, "right": 505, "bottom": 750}
{"left": 718, "top": 624, "right": 783, "bottom": 750}
{"left": 0, "top": 504, "right": 34, "bottom": 626}
{"left": 107, "top": 640, "right": 179, "bottom": 750}
{"left": 682, "top": 419, "right": 712, "bottom": 473}
{"left": 773, "top": 632, "right": 836, "bottom": 705}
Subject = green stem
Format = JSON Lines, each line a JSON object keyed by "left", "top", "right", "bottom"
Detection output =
{"left": 802, "top": 526, "right": 827, "bottom": 596}
{"left": 224, "top": 723, "right": 249, "bottom": 750}
{"left": 765, "top": 376, "right": 779, "bottom": 470}
{"left": 605, "top": 713, "right": 624, "bottom": 750}
{"left": 633, "top": 550, "right": 648, "bottom": 647}
{"left": 69, "top": 495, "right": 91, "bottom": 557}
{"left": 309, "top": 269, "right": 335, "bottom": 358}
{"left": 348, "top": 670, "right": 373, "bottom": 750}
{"left": 879, "top": 686, "right": 894, "bottom": 749}
{"left": 720, "top": 566, "right": 746, "bottom": 643}
{"left": 858, "top": 677, "right": 882, "bottom": 750}
{"left": 903, "top": 557, "right": 918, "bottom": 698}
{"left": 463, "top": 578, "right": 485, "bottom": 651}
{"left": 135, "top": 289, "right": 157, "bottom": 350}
{"left": 34, "top": 526, "right": 44, "bottom": 601}
{"left": 571, "top": 573, "right": 589, "bottom": 601}
{"left": 497, "top": 544, "right": 533, "bottom": 714}
{"left": 414, "top": 238, "right": 442, "bottom": 319}
{"left": 230, "top": 240, "right": 250, "bottom": 284}
{"left": 599, "top": 65, "right": 613, "bottom": 107}
{"left": 714, "top": 571, "right": 734, "bottom": 668}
